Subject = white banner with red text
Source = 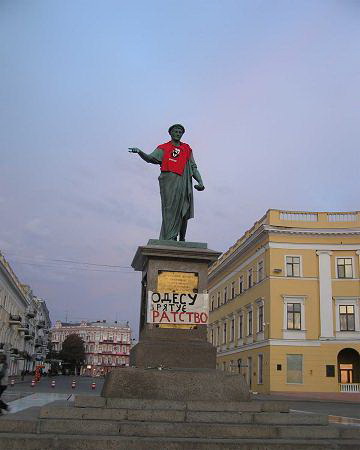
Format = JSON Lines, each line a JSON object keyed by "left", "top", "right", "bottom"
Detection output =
{"left": 147, "top": 291, "right": 209, "bottom": 325}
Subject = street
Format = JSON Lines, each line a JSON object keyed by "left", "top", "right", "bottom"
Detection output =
{"left": 3, "top": 375, "right": 104, "bottom": 403}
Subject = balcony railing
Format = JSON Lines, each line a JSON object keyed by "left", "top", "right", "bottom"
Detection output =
{"left": 339, "top": 383, "right": 360, "bottom": 393}
{"left": 9, "top": 315, "right": 22, "bottom": 324}
{"left": 18, "top": 323, "right": 29, "bottom": 332}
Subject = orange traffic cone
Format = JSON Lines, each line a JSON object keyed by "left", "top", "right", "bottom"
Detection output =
{"left": 10, "top": 379, "right": 15, "bottom": 387}
{"left": 31, "top": 379, "right": 36, "bottom": 387}
{"left": 91, "top": 382, "right": 96, "bottom": 390}
{"left": 71, "top": 380, "right": 76, "bottom": 389}
{"left": 51, "top": 380, "right": 56, "bottom": 388}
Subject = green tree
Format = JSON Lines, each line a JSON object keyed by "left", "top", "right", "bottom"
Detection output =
{"left": 59, "top": 334, "right": 85, "bottom": 375}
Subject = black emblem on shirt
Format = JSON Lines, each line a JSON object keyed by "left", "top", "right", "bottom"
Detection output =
{"left": 171, "top": 148, "right": 180, "bottom": 158}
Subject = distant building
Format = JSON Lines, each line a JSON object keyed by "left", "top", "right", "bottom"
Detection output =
{"left": 51, "top": 320, "right": 132, "bottom": 375}
{"left": 0, "top": 253, "right": 51, "bottom": 376}
{"left": 208, "top": 209, "right": 360, "bottom": 394}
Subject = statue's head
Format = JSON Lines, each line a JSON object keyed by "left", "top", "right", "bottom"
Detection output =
{"left": 168, "top": 124, "right": 185, "bottom": 141}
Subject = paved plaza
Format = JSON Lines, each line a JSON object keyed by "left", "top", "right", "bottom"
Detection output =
{"left": 2, "top": 376, "right": 104, "bottom": 415}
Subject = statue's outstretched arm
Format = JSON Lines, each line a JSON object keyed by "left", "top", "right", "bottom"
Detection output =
{"left": 128, "top": 147, "right": 162, "bottom": 165}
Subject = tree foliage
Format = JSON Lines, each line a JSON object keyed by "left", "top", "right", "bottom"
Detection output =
{"left": 45, "top": 341, "right": 59, "bottom": 362}
{"left": 59, "top": 334, "right": 85, "bottom": 369}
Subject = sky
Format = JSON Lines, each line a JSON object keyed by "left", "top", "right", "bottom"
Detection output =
{"left": 1, "top": 0, "right": 359, "bottom": 336}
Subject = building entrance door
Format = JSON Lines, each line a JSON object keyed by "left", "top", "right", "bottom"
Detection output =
{"left": 337, "top": 348, "right": 360, "bottom": 384}
{"left": 340, "top": 364, "right": 353, "bottom": 384}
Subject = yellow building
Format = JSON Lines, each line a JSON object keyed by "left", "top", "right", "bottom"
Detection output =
{"left": 208, "top": 209, "right": 360, "bottom": 394}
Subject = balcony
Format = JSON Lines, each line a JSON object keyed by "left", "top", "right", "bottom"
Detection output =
{"left": 18, "top": 323, "right": 30, "bottom": 332}
{"left": 339, "top": 383, "right": 360, "bottom": 393}
{"left": 24, "top": 332, "right": 35, "bottom": 341}
{"left": 26, "top": 311, "right": 36, "bottom": 319}
{"left": 9, "top": 315, "right": 22, "bottom": 325}
{"left": 35, "top": 338, "right": 43, "bottom": 347}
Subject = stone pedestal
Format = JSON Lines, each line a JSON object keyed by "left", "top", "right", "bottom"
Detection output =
{"left": 130, "top": 240, "right": 220, "bottom": 369}
{"left": 101, "top": 367, "right": 250, "bottom": 401}
{"left": 102, "top": 240, "right": 250, "bottom": 401}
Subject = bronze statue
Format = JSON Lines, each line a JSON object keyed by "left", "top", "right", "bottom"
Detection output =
{"left": 129, "top": 124, "right": 204, "bottom": 241}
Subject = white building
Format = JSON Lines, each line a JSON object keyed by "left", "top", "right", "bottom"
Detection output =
{"left": 0, "top": 252, "right": 51, "bottom": 376}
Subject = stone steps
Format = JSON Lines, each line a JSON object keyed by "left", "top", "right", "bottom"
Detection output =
{"left": 0, "top": 433, "right": 359, "bottom": 450}
{"left": 0, "top": 416, "right": 357, "bottom": 439}
{"left": 39, "top": 406, "right": 329, "bottom": 426}
{"left": 74, "top": 395, "right": 290, "bottom": 412}
{"left": 0, "top": 396, "right": 359, "bottom": 449}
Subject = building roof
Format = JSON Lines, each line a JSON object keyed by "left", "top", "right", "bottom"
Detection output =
{"left": 53, "top": 320, "right": 131, "bottom": 330}
{"left": 210, "top": 209, "right": 360, "bottom": 274}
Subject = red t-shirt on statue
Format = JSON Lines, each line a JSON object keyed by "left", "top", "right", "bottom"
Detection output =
{"left": 157, "top": 141, "right": 192, "bottom": 176}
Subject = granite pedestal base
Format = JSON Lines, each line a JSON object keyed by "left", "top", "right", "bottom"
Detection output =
{"left": 130, "top": 326, "right": 216, "bottom": 369}
{"left": 101, "top": 367, "right": 250, "bottom": 402}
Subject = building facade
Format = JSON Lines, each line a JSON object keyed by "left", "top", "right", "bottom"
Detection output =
{"left": 0, "top": 253, "right": 51, "bottom": 376}
{"left": 208, "top": 210, "right": 360, "bottom": 394}
{"left": 51, "top": 320, "right": 132, "bottom": 376}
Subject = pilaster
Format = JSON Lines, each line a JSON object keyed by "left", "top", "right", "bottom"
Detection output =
{"left": 316, "top": 250, "right": 334, "bottom": 338}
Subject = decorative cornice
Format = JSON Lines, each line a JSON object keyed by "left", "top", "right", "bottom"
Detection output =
{"left": 264, "top": 225, "right": 360, "bottom": 236}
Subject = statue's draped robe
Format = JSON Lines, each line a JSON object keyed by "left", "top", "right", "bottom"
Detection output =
{"left": 146, "top": 147, "right": 198, "bottom": 240}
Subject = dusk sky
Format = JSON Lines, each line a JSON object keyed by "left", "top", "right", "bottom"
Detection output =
{"left": 1, "top": 1, "right": 359, "bottom": 336}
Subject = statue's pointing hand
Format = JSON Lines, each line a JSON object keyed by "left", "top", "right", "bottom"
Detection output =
{"left": 194, "top": 184, "right": 205, "bottom": 191}
{"left": 128, "top": 147, "right": 141, "bottom": 153}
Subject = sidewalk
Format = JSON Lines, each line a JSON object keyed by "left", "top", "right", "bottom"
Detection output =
{"left": 253, "top": 391, "right": 360, "bottom": 403}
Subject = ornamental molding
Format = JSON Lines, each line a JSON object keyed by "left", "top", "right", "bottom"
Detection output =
{"left": 264, "top": 225, "right": 360, "bottom": 236}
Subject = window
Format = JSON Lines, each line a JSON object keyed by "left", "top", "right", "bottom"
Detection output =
{"left": 286, "top": 256, "right": 301, "bottom": 277}
{"left": 223, "top": 321, "right": 227, "bottom": 344}
{"left": 223, "top": 287, "right": 228, "bottom": 303}
{"left": 239, "top": 314, "right": 243, "bottom": 339}
{"left": 248, "top": 269, "right": 253, "bottom": 288}
{"left": 211, "top": 296, "right": 214, "bottom": 311}
{"left": 217, "top": 292, "right": 221, "bottom": 308}
{"left": 248, "top": 310, "right": 253, "bottom": 336}
{"left": 339, "top": 305, "right": 355, "bottom": 331}
{"left": 237, "top": 358, "right": 242, "bottom": 373}
{"left": 216, "top": 326, "right": 220, "bottom": 345}
{"left": 223, "top": 361, "right": 226, "bottom": 371}
{"left": 287, "top": 354, "right": 303, "bottom": 384}
{"left": 258, "top": 305, "right": 264, "bottom": 332}
{"left": 326, "top": 365, "right": 335, "bottom": 377}
{"left": 258, "top": 261, "right": 264, "bottom": 282}
{"left": 337, "top": 258, "right": 353, "bottom": 279}
{"left": 239, "top": 276, "right": 244, "bottom": 294}
{"left": 287, "top": 303, "right": 301, "bottom": 330}
{"left": 230, "top": 317, "right": 235, "bottom": 341}
{"left": 231, "top": 281, "right": 235, "bottom": 299}
{"left": 210, "top": 328, "right": 214, "bottom": 344}
{"left": 258, "top": 354, "right": 263, "bottom": 384}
